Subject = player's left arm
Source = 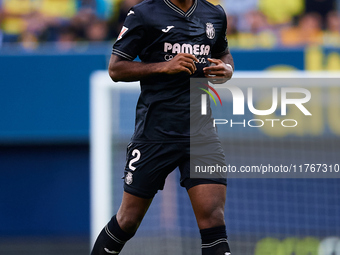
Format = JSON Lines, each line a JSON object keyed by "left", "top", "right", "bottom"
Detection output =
{"left": 203, "top": 6, "right": 234, "bottom": 83}
{"left": 203, "top": 49, "right": 234, "bottom": 83}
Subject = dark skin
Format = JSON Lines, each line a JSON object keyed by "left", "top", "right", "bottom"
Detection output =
{"left": 109, "top": 0, "right": 234, "bottom": 234}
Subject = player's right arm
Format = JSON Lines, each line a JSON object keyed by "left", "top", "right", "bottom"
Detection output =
{"left": 108, "top": 53, "right": 198, "bottom": 82}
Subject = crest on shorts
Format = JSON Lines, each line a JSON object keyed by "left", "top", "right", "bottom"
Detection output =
{"left": 125, "top": 172, "right": 133, "bottom": 185}
{"left": 206, "top": 23, "right": 215, "bottom": 39}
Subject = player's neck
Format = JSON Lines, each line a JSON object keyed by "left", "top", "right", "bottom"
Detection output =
{"left": 169, "top": 0, "right": 194, "bottom": 12}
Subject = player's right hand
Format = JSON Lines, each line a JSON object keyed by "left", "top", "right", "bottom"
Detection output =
{"left": 160, "top": 53, "right": 198, "bottom": 75}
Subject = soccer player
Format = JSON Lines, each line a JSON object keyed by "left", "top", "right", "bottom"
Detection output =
{"left": 91, "top": 0, "right": 234, "bottom": 254}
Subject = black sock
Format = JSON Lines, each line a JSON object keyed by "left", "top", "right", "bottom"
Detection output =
{"left": 200, "top": 225, "right": 231, "bottom": 255}
{"left": 91, "top": 215, "right": 135, "bottom": 255}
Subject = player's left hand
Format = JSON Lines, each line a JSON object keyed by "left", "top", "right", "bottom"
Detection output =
{"left": 203, "top": 58, "right": 233, "bottom": 84}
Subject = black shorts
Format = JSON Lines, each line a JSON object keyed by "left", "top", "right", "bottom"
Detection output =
{"left": 123, "top": 141, "right": 227, "bottom": 199}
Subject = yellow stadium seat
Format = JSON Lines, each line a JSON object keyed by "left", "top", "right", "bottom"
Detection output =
{"left": 37, "top": 0, "right": 77, "bottom": 19}
{"left": 1, "top": 0, "right": 35, "bottom": 34}
{"left": 258, "top": 0, "right": 304, "bottom": 25}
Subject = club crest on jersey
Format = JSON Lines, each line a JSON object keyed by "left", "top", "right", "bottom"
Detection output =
{"left": 125, "top": 172, "right": 133, "bottom": 185}
{"left": 206, "top": 23, "right": 215, "bottom": 39}
{"left": 117, "top": 26, "right": 128, "bottom": 40}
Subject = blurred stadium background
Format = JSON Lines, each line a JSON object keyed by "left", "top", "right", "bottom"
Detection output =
{"left": 1, "top": 0, "right": 340, "bottom": 254}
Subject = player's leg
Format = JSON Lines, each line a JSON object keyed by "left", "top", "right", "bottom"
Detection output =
{"left": 92, "top": 142, "right": 183, "bottom": 255}
{"left": 181, "top": 140, "right": 230, "bottom": 255}
{"left": 188, "top": 183, "right": 230, "bottom": 255}
{"left": 91, "top": 192, "right": 152, "bottom": 255}
{"left": 188, "top": 183, "right": 226, "bottom": 229}
{"left": 116, "top": 191, "right": 153, "bottom": 233}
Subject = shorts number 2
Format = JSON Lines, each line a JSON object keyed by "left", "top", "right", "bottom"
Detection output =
{"left": 128, "top": 149, "right": 141, "bottom": 171}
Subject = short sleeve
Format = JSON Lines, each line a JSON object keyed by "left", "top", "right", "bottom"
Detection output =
{"left": 112, "top": 8, "right": 146, "bottom": 61}
{"left": 211, "top": 6, "right": 229, "bottom": 58}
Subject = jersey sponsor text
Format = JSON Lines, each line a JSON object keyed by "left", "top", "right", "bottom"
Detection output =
{"left": 164, "top": 42, "right": 210, "bottom": 55}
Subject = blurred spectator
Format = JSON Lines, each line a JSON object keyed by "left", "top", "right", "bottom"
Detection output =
{"left": 246, "top": 10, "right": 271, "bottom": 33}
{"left": 326, "top": 11, "right": 340, "bottom": 32}
{"left": 68, "top": 7, "right": 97, "bottom": 40}
{"left": 226, "top": 15, "right": 238, "bottom": 36}
{"left": 0, "top": 6, "right": 3, "bottom": 47}
{"left": 0, "top": 0, "right": 36, "bottom": 42}
{"left": 223, "top": 0, "right": 258, "bottom": 31}
{"left": 0, "top": 0, "right": 338, "bottom": 49}
{"left": 25, "top": 11, "right": 46, "bottom": 32}
{"left": 56, "top": 25, "right": 78, "bottom": 51}
{"left": 305, "top": 0, "right": 336, "bottom": 25}
{"left": 236, "top": 10, "right": 278, "bottom": 48}
{"left": 36, "top": 0, "right": 79, "bottom": 41}
{"left": 323, "top": 11, "right": 340, "bottom": 46}
{"left": 0, "top": 29, "right": 3, "bottom": 48}
{"left": 225, "top": 15, "right": 238, "bottom": 47}
{"left": 20, "top": 31, "right": 39, "bottom": 50}
{"left": 258, "top": 0, "right": 304, "bottom": 26}
{"left": 280, "top": 12, "right": 323, "bottom": 46}
{"left": 85, "top": 19, "right": 108, "bottom": 41}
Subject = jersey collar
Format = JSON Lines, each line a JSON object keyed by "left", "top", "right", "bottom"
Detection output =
{"left": 163, "top": 0, "right": 197, "bottom": 17}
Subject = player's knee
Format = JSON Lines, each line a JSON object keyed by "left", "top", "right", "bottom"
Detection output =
{"left": 197, "top": 207, "right": 225, "bottom": 229}
{"left": 117, "top": 213, "right": 143, "bottom": 233}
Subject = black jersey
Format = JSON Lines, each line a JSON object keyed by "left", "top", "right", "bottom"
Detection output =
{"left": 112, "top": 0, "right": 228, "bottom": 143}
